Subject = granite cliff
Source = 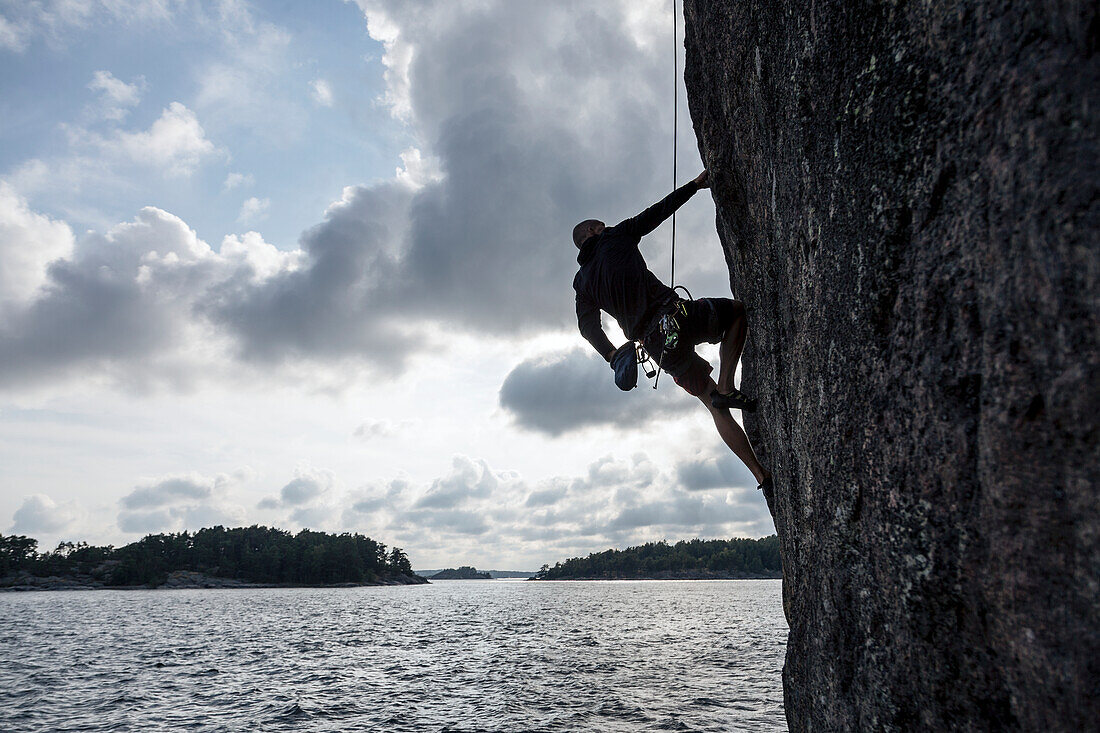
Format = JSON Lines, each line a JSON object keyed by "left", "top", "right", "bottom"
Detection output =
{"left": 682, "top": 1, "right": 1098, "bottom": 729}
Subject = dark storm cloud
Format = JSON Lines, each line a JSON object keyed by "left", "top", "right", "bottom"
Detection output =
{"left": 499, "top": 349, "right": 694, "bottom": 436}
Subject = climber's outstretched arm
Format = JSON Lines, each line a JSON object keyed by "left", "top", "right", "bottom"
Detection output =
{"left": 615, "top": 170, "right": 710, "bottom": 239}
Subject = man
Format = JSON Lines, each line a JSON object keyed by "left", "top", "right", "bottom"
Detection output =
{"left": 572, "top": 170, "right": 772, "bottom": 490}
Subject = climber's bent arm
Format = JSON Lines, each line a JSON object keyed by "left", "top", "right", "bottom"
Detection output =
{"left": 577, "top": 297, "right": 616, "bottom": 361}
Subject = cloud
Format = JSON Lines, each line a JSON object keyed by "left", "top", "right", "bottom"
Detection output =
{"left": 119, "top": 474, "right": 217, "bottom": 510}
{"left": 93, "top": 450, "right": 770, "bottom": 569}
{"left": 290, "top": 505, "right": 334, "bottom": 528}
{"left": 106, "top": 102, "right": 217, "bottom": 176}
{"left": 413, "top": 456, "right": 508, "bottom": 509}
{"left": 223, "top": 172, "right": 254, "bottom": 191}
{"left": 353, "top": 418, "right": 413, "bottom": 440}
{"left": 404, "top": 507, "right": 490, "bottom": 536}
{"left": 193, "top": 0, "right": 300, "bottom": 143}
{"left": 393, "top": 148, "right": 442, "bottom": 190}
{"left": 330, "top": 449, "right": 772, "bottom": 568}
{"left": 115, "top": 470, "right": 247, "bottom": 536}
{"left": 256, "top": 468, "right": 335, "bottom": 512}
{"left": 0, "top": 13, "right": 27, "bottom": 52}
{"left": 525, "top": 481, "right": 568, "bottom": 507}
{"left": 280, "top": 472, "right": 331, "bottom": 506}
{"left": 12, "top": 100, "right": 219, "bottom": 205}
{"left": 676, "top": 453, "right": 757, "bottom": 491}
{"left": 178, "top": 502, "right": 247, "bottom": 529}
{"left": 237, "top": 196, "right": 269, "bottom": 223}
{"left": 0, "top": 1, "right": 719, "bottom": 391}
{"left": 87, "top": 70, "right": 143, "bottom": 120}
{"left": 499, "top": 349, "right": 694, "bottom": 436}
{"left": 0, "top": 205, "right": 217, "bottom": 388}
{"left": 0, "top": 183, "right": 75, "bottom": 309}
{"left": 11, "top": 494, "right": 79, "bottom": 534}
{"left": 0, "top": 0, "right": 175, "bottom": 53}
{"left": 199, "top": 179, "right": 419, "bottom": 368}
{"left": 606, "top": 488, "right": 767, "bottom": 533}
{"left": 0, "top": 202, "right": 305, "bottom": 389}
{"left": 117, "top": 509, "right": 174, "bottom": 534}
{"left": 185, "top": 0, "right": 687, "bottom": 370}
{"left": 309, "top": 79, "right": 333, "bottom": 106}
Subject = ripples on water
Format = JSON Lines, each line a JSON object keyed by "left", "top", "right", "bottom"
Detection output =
{"left": 0, "top": 579, "right": 787, "bottom": 732}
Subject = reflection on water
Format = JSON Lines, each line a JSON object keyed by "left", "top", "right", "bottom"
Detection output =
{"left": 0, "top": 579, "right": 787, "bottom": 732}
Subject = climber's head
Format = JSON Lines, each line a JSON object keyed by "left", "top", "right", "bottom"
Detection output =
{"left": 572, "top": 219, "right": 605, "bottom": 248}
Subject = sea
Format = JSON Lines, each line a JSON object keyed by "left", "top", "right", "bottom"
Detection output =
{"left": 0, "top": 579, "right": 787, "bottom": 732}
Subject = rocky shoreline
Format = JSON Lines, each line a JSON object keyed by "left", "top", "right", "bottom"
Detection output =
{"left": 0, "top": 569, "right": 429, "bottom": 591}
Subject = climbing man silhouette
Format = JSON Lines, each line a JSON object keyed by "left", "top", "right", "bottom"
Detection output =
{"left": 572, "top": 170, "right": 772, "bottom": 491}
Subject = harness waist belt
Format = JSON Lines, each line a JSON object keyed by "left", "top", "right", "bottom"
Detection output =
{"left": 633, "top": 297, "right": 680, "bottom": 340}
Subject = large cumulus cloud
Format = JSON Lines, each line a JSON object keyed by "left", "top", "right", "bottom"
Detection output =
{"left": 10, "top": 494, "right": 80, "bottom": 535}
{"left": 0, "top": 201, "right": 298, "bottom": 388}
{"left": 0, "top": 0, "right": 706, "bottom": 390}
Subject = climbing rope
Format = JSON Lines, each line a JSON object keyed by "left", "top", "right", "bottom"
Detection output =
{"left": 653, "top": 0, "right": 679, "bottom": 390}
{"left": 671, "top": 0, "right": 678, "bottom": 288}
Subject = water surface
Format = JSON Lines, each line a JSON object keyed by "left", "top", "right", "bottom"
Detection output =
{"left": 0, "top": 579, "right": 787, "bottom": 731}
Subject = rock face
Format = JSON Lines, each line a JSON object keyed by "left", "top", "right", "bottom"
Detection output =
{"left": 682, "top": 2, "right": 1098, "bottom": 730}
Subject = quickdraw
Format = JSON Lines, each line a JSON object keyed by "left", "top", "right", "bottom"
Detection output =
{"left": 648, "top": 288, "right": 693, "bottom": 389}
{"left": 659, "top": 300, "right": 689, "bottom": 352}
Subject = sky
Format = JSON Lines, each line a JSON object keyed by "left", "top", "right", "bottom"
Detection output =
{"left": 0, "top": 0, "right": 773, "bottom": 571}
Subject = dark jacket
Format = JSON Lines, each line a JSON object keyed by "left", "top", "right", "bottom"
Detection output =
{"left": 573, "top": 180, "right": 701, "bottom": 359}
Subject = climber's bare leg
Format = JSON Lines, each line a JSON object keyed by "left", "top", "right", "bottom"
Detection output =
{"left": 717, "top": 299, "right": 747, "bottom": 395}
{"left": 697, "top": 376, "right": 770, "bottom": 485}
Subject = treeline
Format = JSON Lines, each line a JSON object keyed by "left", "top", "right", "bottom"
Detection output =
{"left": 535, "top": 536, "right": 782, "bottom": 580}
{"left": 0, "top": 525, "right": 417, "bottom": 587}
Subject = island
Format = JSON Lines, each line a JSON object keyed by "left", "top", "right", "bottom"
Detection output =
{"left": 428, "top": 566, "right": 491, "bottom": 579}
{"left": 416, "top": 569, "right": 534, "bottom": 578}
{"left": 0, "top": 526, "right": 427, "bottom": 590}
{"left": 532, "top": 536, "right": 782, "bottom": 580}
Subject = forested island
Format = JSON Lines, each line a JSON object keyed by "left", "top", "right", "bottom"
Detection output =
{"left": 0, "top": 526, "right": 426, "bottom": 590}
{"left": 416, "top": 569, "right": 534, "bottom": 578}
{"left": 429, "top": 566, "right": 491, "bottom": 579}
{"left": 533, "top": 536, "right": 782, "bottom": 580}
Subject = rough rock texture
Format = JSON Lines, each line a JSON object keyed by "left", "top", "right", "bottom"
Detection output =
{"left": 683, "top": 1, "right": 1098, "bottom": 730}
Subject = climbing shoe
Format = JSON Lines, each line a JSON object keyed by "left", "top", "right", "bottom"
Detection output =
{"left": 757, "top": 475, "right": 773, "bottom": 493}
{"left": 710, "top": 386, "right": 757, "bottom": 412}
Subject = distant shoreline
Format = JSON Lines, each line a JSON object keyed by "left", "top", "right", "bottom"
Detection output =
{"left": 0, "top": 569, "right": 429, "bottom": 592}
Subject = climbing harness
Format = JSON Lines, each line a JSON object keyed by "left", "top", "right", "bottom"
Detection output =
{"left": 643, "top": 285, "right": 694, "bottom": 390}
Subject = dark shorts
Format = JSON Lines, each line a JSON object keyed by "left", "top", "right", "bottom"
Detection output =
{"left": 641, "top": 297, "right": 738, "bottom": 397}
